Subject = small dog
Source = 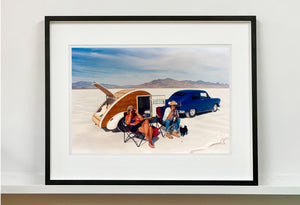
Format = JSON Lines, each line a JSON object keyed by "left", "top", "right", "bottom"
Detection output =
{"left": 180, "top": 125, "right": 188, "bottom": 136}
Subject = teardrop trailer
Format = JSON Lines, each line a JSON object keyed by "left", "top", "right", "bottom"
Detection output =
{"left": 92, "top": 83, "right": 166, "bottom": 131}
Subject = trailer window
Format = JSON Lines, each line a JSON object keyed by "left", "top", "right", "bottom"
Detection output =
{"left": 137, "top": 96, "right": 151, "bottom": 117}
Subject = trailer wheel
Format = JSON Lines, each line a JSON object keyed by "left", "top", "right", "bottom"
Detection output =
{"left": 117, "top": 117, "right": 127, "bottom": 132}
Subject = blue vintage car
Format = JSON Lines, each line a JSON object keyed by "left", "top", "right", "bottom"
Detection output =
{"left": 165, "top": 90, "right": 221, "bottom": 117}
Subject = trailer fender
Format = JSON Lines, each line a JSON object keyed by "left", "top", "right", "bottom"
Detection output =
{"left": 106, "top": 112, "right": 125, "bottom": 130}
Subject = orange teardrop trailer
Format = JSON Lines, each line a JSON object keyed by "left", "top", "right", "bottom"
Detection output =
{"left": 92, "top": 83, "right": 165, "bottom": 131}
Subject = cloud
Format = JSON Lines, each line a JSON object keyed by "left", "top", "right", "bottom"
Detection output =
{"left": 72, "top": 47, "right": 230, "bottom": 84}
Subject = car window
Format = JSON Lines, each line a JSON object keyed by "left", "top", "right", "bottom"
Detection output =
{"left": 172, "top": 92, "right": 186, "bottom": 97}
{"left": 200, "top": 92, "right": 208, "bottom": 99}
{"left": 192, "top": 93, "right": 200, "bottom": 100}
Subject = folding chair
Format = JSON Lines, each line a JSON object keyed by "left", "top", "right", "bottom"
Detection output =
{"left": 122, "top": 112, "right": 146, "bottom": 147}
{"left": 155, "top": 106, "right": 177, "bottom": 137}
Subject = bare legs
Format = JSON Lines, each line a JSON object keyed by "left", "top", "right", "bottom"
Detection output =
{"left": 138, "top": 120, "right": 154, "bottom": 148}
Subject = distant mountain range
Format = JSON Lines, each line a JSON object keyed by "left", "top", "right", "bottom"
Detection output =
{"left": 72, "top": 78, "right": 229, "bottom": 89}
{"left": 132, "top": 78, "right": 228, "bottom": 88}
{"left": 72, "top": 81, "right": 118, "bottom": 89}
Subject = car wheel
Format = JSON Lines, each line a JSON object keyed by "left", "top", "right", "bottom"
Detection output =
{"left": 117, "top": 117, "right": 127, "bottom": 132}
{"left": 186, "top": 109, "right": 196, "bottom": 118}
{"left": 212, "top": 104, "right": 218, "bottom": 112}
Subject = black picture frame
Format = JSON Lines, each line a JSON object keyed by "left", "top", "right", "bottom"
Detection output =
{"left": 45, "top": 16, "right": 257, "bottom": 186}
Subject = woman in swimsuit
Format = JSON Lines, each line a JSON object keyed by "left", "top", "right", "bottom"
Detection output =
{"left": 125, "top": 105, "right": 154, "bottom": 148}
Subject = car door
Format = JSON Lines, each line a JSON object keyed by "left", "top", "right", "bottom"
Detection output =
{"left": 200, "top": 91, "right": 211, "bottom": 111}
{"left": 191, "top": 92, "right": 201, "bottom": 113}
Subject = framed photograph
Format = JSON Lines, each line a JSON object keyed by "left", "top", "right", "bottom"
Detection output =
{"left": 45, "top": 16, "right": 257, "bottom": 185}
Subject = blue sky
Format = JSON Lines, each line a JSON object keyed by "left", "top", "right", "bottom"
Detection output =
{"left": 72, "top": 46, "right": 230, "bottom": 85}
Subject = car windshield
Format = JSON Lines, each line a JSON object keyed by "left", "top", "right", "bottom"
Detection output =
{"left": 172, "top": 92, "right": 186, "bottom": 97}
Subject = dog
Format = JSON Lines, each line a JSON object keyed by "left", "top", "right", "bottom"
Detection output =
{"left": 179, "top": 125, "right": 188, "bottom": 136}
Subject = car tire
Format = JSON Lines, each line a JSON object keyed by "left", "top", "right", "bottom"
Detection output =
{"left": 186, "top": 109, "right": 196, "bottom": 118}
{"left": 117, "top": 117, "right": 127, "bottom": 132}
{"left": 212, "top": 104, "right": 218, "bottom": 112}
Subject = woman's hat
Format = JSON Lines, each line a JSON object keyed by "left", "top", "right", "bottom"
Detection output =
{"left": 127, "top": 105, "right": 134, "bottom": 111}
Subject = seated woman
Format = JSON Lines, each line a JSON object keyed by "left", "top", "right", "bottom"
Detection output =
{"left": 125, "top": 105, "right": 154, "bottom": 148}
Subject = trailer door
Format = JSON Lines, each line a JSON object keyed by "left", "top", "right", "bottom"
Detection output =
{"left": 137, "top": 95, "right": 151, "bottom": 118}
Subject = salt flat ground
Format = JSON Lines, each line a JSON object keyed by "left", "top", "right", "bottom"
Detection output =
{"left": 72, "top": 88, "right": 229, "bottom": 154}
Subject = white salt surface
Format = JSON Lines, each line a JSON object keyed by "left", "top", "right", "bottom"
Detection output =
{"left": 72, "top": 88, "right": 229, "bottom": 154}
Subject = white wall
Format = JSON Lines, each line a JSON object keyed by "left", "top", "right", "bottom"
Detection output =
{"left": 2, "top": 0, "right": 300, "bottom": 186}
